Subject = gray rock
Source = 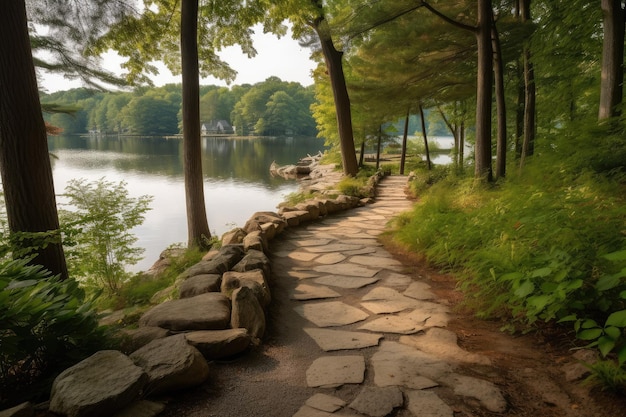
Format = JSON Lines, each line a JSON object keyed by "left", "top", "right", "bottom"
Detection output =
{"left": 185, "top": 328, "right": 251, "bottom": 359}
{"left": 180, "top": 245, "right": 244, "bottom": 278}
{"left": 121, "top": 326, "right": 170, "bottom": 353}
{"left": 304, "top": 328, "right": 382, "bottom": 351}
{"left": 49, "top": 350, "right": 147, "bottom": 417}
{"left": 221, "top": 228, "right": 247, "bottom": 245}
{"left": 0, "top": 402, "right": 33, "bottom": 417}
{"left": 112, "top": 400, "right": 165, "bottom": 417}
{"left": 130, "top": 335, "right": 209, "bottom": 396}
{"left": 306, "top": 355, "right": 365, "bottom": 387}
{"left": 405, "top": 390, "right": 454, "bottom": 417}
{"left": 243, "top": 230, "right": 266, "bottom": 252}
{"left": 294, "top": 301, "right": 369, "bottom": 327}
{"left": 349, "top": 386, "right": 403, "bottom": 417}
{"left": 231, "top": 286, "right": 266, "bottom": 340}
{"left": 138, "top": 292, "right": 231, "bottom": 331}
{"left": 232, "top": 249, "right": 271, "bottom": 277}
{"left": 295, "top": 202, "right": 321, "bottom": 220}
{"left": 282, "top": 210, "right": 311, "bottom": 226}
{"left": 221, "top": 269, "right": 271, "bottom": 307}
{"left": 305, "top": 394, "right": 346, "bottom": 412}
{"left": 178, "top": 274, "right": 221, "bottom": 298}
{"left": 371, "top": 342, "right": 450, "bottom": 389}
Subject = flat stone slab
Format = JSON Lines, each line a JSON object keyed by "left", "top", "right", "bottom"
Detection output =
{"left": 349, "top": 255, "right": 402, "bottom": 269}
{"left": 403, "top": 281, "right": 436, "bottom": 300}
{"left": 305, "top": 393, "right": 347, "bottom": 412}
{"left": 313, "top": 264, "right": 380, "bottom": 277}
{"left": 315, "top": 253, "right": 347, "bottom": 264}
{"left": 371, "top": 342, "right": 452, "bottom": 389}
{"left": 349, "top": 386, "right": 403, "bottom": 417}
{"left": 405, "top": 390, "right": 454, "bottom": 417}
{"left": 440, "top": 373, "right": 507, "bottom": 413}
{"left": 292, "top": 406, "right": 336, "bottom": 417}
{"left": 314, "top": 275, "right": 380, "bottom": 289}
{"left": 343, "top": 247, "right": 378, "bottom": 256}
{"left": 358, "top": 309, "right": 432, "bottom": 334}
{"left": 378, "top": 272, "right": 413, "bottom": 287}
{"left": 399, "top": 328, "right": 491, "bottom": 365}
{"left": 294, "top": 301, "right": 369, "bottom": 327}
{"left": 360, "top": 287, "right": 422, "bottom": 314}
{"left": 295, "top": 239, "right": 332, "bottom": 247}
{"left": 287, "top": 251, "right": 320, "bottom": 262}
{"left": 305, "top": 243, "right": 364, "bottom": 253}
{"left": 304, "top": 328, "right": 383, "bottom": 351}
{"left": 286, "top": 270, "right": 320, "bottom": 280}
{"left": 291, "top": 284, "right": 341, "bottom": 300}
{"left": 306, "top": 355, "right": 365, "bottom": 387}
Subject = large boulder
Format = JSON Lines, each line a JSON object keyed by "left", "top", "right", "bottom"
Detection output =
{"left": 247, "top": 211, "right": 286, "bottom": 235}
{"left": 130, "top": 335, "right": 209, "bottom": 396}
{"left": 231, "top": 286, "right": 266, "bottom": 340}
{"left": 221, "top": 269, "right": 270, "bottom": 307}
{"left": 221, "top": 228, "right": 247, "bottom": 246}
{"left": 179, "top": 245, "right": 244, "bottom": 279}
{"left": 232, "top": 249, "right": 271, "bottom": 277}
{"left": 49, "top": 350, "right": 147, "bottom": 417}
{"left": 243, "top": 230, "right": 266, "bottom": 252}
{"left": 138, "top": 292, "right": 231, "bottom": 331}
{"left": 178, "top": 274, "right": 221, "bottom": 298}
{"left": 120, "top": 326, "right": 170, "bottom": 353}
{"left": 185, "top": 329, "right": 252, "bottom": 360}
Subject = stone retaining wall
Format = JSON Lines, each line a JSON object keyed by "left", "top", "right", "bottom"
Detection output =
{"left": 0, "top": 168, "right": 386, "bottom": 417}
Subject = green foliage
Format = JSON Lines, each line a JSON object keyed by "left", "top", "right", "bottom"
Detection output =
{"left": 59, "top": 178, "right": 153, "bottom": 296}
{"left": 0, "top": 258, "right": 108, "bottom": 408}
{"left": 393, "top": 159, "right": 625, "bottom": 335}
{"left": 337, "top": 176, "right": 368, "bottom": 198}
{"left": 583, "top": 359, "right": 626, "bottom": 394}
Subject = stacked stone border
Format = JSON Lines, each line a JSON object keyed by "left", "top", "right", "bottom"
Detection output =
{"left": 0, "top": 169, "right": 388, "bottom": 417}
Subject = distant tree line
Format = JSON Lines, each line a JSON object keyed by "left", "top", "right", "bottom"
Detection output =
{"left": 40, "top": 76, "right": 317, "bottom": 137}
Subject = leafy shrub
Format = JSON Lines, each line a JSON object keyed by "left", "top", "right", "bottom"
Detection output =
{"left": 59, "top": 178, "right": 153, "bottom": 296}
{"left": 337, "top": 176, "right": 367, "bottom": 198}
{"left": 0, "top": 258, "right": 108, "bottom": 408}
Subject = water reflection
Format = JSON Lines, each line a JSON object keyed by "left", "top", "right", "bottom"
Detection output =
{"left": 48, "top": 135, "right": 326, "bottom": 271}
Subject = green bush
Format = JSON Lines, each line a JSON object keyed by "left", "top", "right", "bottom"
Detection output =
{"left": 0, "top": 258, "right": 108, "bottom": 408}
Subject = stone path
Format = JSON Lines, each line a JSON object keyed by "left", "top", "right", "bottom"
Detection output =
{"left": 271, "top": 176, "right": 507, "bottom": 417}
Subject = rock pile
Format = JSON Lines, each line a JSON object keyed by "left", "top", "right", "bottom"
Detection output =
{"left": 0, "top": 166, "right": 384, "bottom": 417}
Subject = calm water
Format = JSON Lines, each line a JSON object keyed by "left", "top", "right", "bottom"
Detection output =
{"left": 48, "top": 135, "right": 326, "bottom": 272}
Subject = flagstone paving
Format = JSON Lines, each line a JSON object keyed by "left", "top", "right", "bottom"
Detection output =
{"left": 272, "top": 175, "right": 508, "bottom": 416}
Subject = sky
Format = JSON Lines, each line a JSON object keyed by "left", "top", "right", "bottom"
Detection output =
{"left": 39, "top": 27, "right": 317, "bottom": 93}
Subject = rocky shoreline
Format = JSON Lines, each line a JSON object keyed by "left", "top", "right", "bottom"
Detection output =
{"left": 0, "top": 163, "right": 387, "bottom": 417}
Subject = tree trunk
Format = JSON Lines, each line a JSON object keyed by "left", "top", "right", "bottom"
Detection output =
{"left": 519, "top": 0, "right": 536, "bottom": 168}
{"left": 400, "top": 108, "right": 410, "bottom": 175}
{"left": 474, "top": 0, "right": 494, "bottom": 181}
{"left": 0, "top": 0, "right": 68, "bottom": 279}
{"left": 375, "top": 125, "right": 382, "bottom": 170}
{"left": 598, "top": 0, "right": 625, "bottom": 120}
{"left": 181, "top": 0, "right": 211, "bottom": 248}
{"left": 492, "top": 16, "right": 507, "bottom": 179}
{"left": 419, "top": 105, "right": 432, "bottom": 170}
{"left": 358, "top": 139, "right": 365, "bottom": 167}
{"left": 314, "top": 15, "right": 358, "bottom": 176}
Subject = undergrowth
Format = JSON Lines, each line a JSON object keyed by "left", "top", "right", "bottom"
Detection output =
{"left": 391, "top": 138, "right": 626, "bottom": 385}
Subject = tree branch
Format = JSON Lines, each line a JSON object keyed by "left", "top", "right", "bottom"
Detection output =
{"left": 420, "top": 1, "right": 477, "bottom": 33}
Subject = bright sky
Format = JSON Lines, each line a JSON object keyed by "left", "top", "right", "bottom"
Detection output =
{"left": 39, "top": 27, "right": 317, "bottom": 93}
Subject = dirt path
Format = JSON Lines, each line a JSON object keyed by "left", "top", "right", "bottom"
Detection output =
{"left": 160, "top": 176, "right": 625, "bottom": 417}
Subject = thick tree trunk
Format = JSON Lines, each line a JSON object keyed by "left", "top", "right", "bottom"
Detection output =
{"left": 358, "top": 140, "right": 365, "bottom": 167}
{"left": 492, "top": 16, "right": 507, "bottom": 179}
{"left": 519, "top": 0, "right": 536, "bottom": 168}
{"left": 400, "top": 108, "right": 410, "bottom": 175}
{"left": 598, "top": 0, "right": 625, "bottom": 120}
{"left": 181, "top": 0, "right": 211, "bottom": 248}
{"left": 0, "top": 1, "right": 68, "bottom": 278}
{"left": 474, "top": 0, "right": 494, "bottom": 181}
{"left": 314, "top": 16, "right": 358, "bottom": 176}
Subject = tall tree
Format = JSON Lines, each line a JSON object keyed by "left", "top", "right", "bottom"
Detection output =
{"left": 181, "top": 0, "right": 211, "bottom": 247}
{"left": 269, "top": 0, "right": 359, "bottom": 176}
{"left": 598, "top": 0, "right": 625, "bottom": 120}
{"left": 519, "top": 0, "right": 536, "bottom": 168}
{"left": 0, "top": 0, "right": 68, "bottom": 278}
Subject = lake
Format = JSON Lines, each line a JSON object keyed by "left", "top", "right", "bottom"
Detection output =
{"left": 48, "top": 135, "right": 326, "bottom": 272}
